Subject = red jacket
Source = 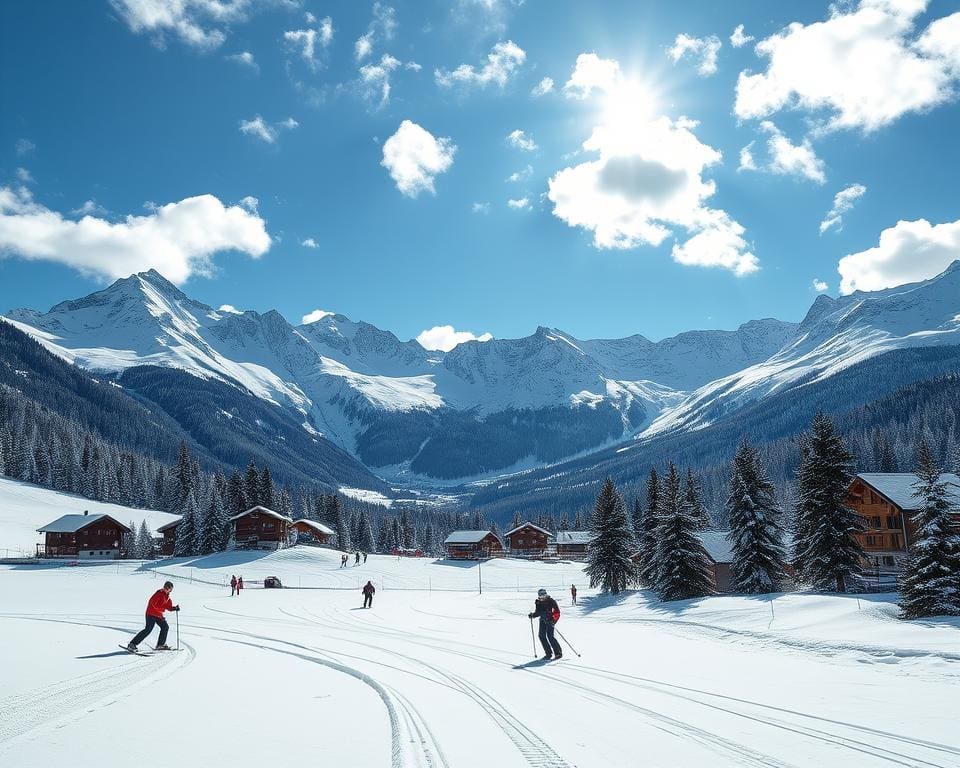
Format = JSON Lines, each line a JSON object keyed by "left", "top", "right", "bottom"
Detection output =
{"left": 146, "top": 589, "right": 174, "bottom": 618}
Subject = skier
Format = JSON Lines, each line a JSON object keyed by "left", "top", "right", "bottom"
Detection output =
{"left": 528, "top": 588, "right": 563, "bottom": 660}
{"left": 340, "top": 553, "right": 348, "bottom": 568}
{"left": 570, "top": 584, "right": 577, "bottom": 605}
{"left": 355, "top": 550, "right": 361, "bottom": 565}
{"left": 230, "top": 574, "right": 237, "bottom": 596}
{"left": 237, "top": 576, "right": 244, "bottom": 596}
{"left": 362, "top": 551, "right": 368, "bottom": 563}
{"left": 127, "top": 581, "right": 179, "bottom": 652}
{"left": 362, "top": 580, "right": 375, "bottom": 608}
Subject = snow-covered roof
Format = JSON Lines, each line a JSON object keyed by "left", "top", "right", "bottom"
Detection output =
{"left": 230, "top": 506, "right": 293, "bottom": 523}
{"left": 156, "top": 517, "right": 181, "bottom": 533}
{"left": 696, "top": 530, "right": 734, "bottom": 564}
{"left": 444, "top": 530, "right": 497, "bottom": 544}
{"left": 506, "top": 522, "right": 554, "bottom": 538}
{"left": 556, "top": 531, "right": 594, "bottom": 545}
{"left": 36, "top": 513, "right": 130, "bottom": 534}
{"left": 856, "top": 473, "right": 960, "bottom": 511}
{"left": 293, "top": 519, "right": 335, "bottom": 535}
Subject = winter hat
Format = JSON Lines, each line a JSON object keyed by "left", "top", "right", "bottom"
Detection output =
{"left": 537, "top": 588, "right": 547, "bottom": 596}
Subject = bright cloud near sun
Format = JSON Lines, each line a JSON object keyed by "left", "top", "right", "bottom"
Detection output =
{"left": 381, "top": 120, "right": 457, "bottom": 197}
{"left": 759, "top": 121, "right": 825, "bottom": 183}
{"left": 668, "top": 34, "right": 722, "bottom": 76}
{"left": 416, "top": 325, "right": 493, "bottom": 351}
{"left": 563, "top": 53, "right": 621, "bottom": 99}
{"left": 435, "top": 40, "right": 525, "bottom": 89}
{"left": 0, "top": 186, "right": 270, "bottom": 283}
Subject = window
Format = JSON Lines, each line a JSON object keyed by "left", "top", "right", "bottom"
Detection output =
{"left": 887, "top": 515, "right": 900, "bottom": 529}
{"left": 883, "top": 556, "right": 895, "bottom": 566}
{"left": 871, "top": 516, "right": 882, "bottom": 528}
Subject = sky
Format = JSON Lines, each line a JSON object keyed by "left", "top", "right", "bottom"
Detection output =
{"left": 1, "top": 0, "right": 959, "bottom": 351}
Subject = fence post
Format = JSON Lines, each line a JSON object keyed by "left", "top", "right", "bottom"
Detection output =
{"left": 478, "top": 563, "right": 482, "bottom": 595}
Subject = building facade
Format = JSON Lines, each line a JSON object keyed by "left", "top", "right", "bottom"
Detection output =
{"left": 36, "top": 513, "right": 131, "bottom": 559}
{"left": 230, "top": 506, "right": 294, "bottom": 550}
{"left": 444, "top": 530, "right": 504, "bottom": 559}
{"left": 505, "top": 523, "right": 554, "bottom": 558}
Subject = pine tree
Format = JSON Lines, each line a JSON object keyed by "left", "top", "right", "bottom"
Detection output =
{"left": 510, "top": 511, "right": 522, "bottom": 531}
{"left": 259, "top": 466, "right": 275, "bottom": 509}
{"left": 357, "top": 508, "right": 377, "bottom": 553}
{"left": 559, "top": 512, "right": 570, "bottom": 531}
{"left": 226, "top": 471, "right": 247, "bottom": 515}
{"left": 898, "top": 441, "right": 960, "bottom": 618}
{"left": 472, "top": 509, "right": 485, "bottom": 531}
{"left": 391, "top": 518, "right": 401, "bottom": 550}
{"left": 726, "top": 441, "right": 788, "bottom": 593}
{"left": 422, "top": 522, "right": 437, "bottom": 556}
{"left": 331, "top": 495, "right": 351, "bottom": 551}
{"left": 401, "top": 508, "right": 415, "bottom": 548}
{"left": 174, "top": 491, "right": 199, "bottom": 557}
{"left": 585, "top": 478, "right": 638, "bottom": 594}
{"left": 877, "top": 432, "right": 899, "bottom": 472}
{"left": 174, "top": 441, "right": 193, "bottom": 510}
{"left": 636, "top": 468, "right": 661, "bottom": 588}
{"left": 244, "top": 460, "right": 261, "bottom": 508}
{"left": 792, "top": 413, "right": 865, "bottom": 592}
{"left": 654, "top": 463, "right": 714, "bottom": 601}
{"left": 631, "top": 497, "right": 643, "bottom": 538}
{"left": 684, "top": 469, "right": 711, "bottom": 529}
{"left": 137, "top": 519, "right": 152, "bottom": 559}
{"left": 199, "top": 486, "right": 227, "bottom": 554}
{"left": 490, "top": 520, "right": 501, "bottom": 539}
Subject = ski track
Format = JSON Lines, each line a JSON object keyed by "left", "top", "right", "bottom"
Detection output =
{"left": 0, "top": 614, "right": 195, "bottom": 750}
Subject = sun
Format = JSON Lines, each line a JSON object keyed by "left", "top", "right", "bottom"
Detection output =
{"left": 600, "top": 78, "right": 661, "bottom": 130}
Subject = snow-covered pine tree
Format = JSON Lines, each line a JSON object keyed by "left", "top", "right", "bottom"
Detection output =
{"left": 510, "top": 511, "right": 522, "bottom": 531}
{"left": 226, "top": 471, "right": 246, "bottom": 515}
{"left": 585, "top": 477, "right": 638, "bottom": 594}
{"left": 573, "top": 509, "right": 583, "bottom": 530}
{"left": 173, "top": 491, "right": 199, "bottom": 557}
{"left": 244, "top": 460, "right": 261, "bottom": 508}
{"left": 631, "top": 497, "right": 643, "bottom": 538}
{"left": 726, "top": 440, "right": 788, "bottom": 593}
{"left": 791, "top": 413, "right": 865, "bottom": 592}
{"left": 174, "top": 441, "right": 193, "bottom": 509}
{"left": 137, "top": 519, "right": 152, "bottom": 559}
{"left": 199, "top": 485, "right": 227, "bottom": 554}
{"left": 275, "top": 488, "right": 292, "bottom": 519}
{"left": 472, "top": 509, "right": 485, "bottom": 531}
{"left": 259, "top": 466, "right": 275, "bottom": 509}
{"left": 401, "top": 508, "right": 415, "bottom": 547}
{"left": 331, "top": 494, "right": 351, "bottom": 551}
{"left": 559, "top": 512, "right": 570, "bottom": 531}
{"left": 684, "top": 469, "right": 711, "bottom": 529}
{"left": 877, "top": 432, "right": 899, "bottom": 472}
{"left": 356, "top": 507, "right": 377, "bottom": 553}
{"left": 490, "top": 520, "right": 501, "bottom": 539}
{"left": 898, "top": 441, "right": 960, "bottom": 618}
{"left": 636, "top": 468, "right": 661, "bottom": 588}
{"left": 422, "top": 522, "right": 436, "bottom": 556}
{"left": 391, "top": 517, "right": 402, "bottom": 550}
{"left": 654, "top": 463, "right": 714, "bottom": 601}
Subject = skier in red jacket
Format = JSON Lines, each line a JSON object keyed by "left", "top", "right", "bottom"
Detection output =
{"left": 127, "top": 581, "right": 179, "bottom": 652}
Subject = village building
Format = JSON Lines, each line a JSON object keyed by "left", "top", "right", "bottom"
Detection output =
{"left": 156, "top": 518, "right": 180, "bottom": 556}
{"left": 443, "top": 530, "right": 504, "bottom": 560}
{"left": 631, "top": 530, "right": 735, "bottom": 593}
{"left": 230, "top": 506, "right": 294, "bottom": 550}
{"left": 555, "top": 530, "right": 594, "bottom": 559}
{"left": 36, "top": 512, "right": 131, "bottom": 559}
{"left": 291, "top": 518, "right": 335, "bottom": 545}
{"left": 505, "top": 522, "right": 554, "bottom": 558}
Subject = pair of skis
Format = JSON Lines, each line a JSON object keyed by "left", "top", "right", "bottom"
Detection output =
{"left": 118, "top": 645, "right": 182, "bottom": 656}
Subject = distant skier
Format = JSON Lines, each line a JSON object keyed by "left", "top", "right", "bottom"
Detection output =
{"left": 528, "top": 588, "right": 562, "bottom": 660}
{"left": 127, "top": 581, "right": 179, "bottom": 652}
{"left": 355, "top": 551, "right": 361, "bottom": 565}
{"left": 230, "top": 575, "right": 237, "bottom": 596}
{"left": 341, "top": 553, "right": 348, "bottom": 568}
{"left": 362, "top": 580, "right": 376, "bottom": 608}
{"left": 362, "top": 551, "right": 368, "bottom": 563}
{"left": 570, "top": 584, "right": 577, "bottom": 605}
{"left": 237, "top": 576, "right": 244, "bottom": 596}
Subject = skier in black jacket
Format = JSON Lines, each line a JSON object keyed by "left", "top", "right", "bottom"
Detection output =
{"left": 528, "top": 588, "right": 563, "bottom": 659}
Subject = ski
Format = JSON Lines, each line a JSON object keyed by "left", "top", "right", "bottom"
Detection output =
{"left": 148, "top": 646, "right": 183, "bottom": 652}
{"left": 119, "top": 644, "right": 151, "bottom": 656}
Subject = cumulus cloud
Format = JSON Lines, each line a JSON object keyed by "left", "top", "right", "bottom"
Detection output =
{"left": 507, "top": 165, "right": 533, "bottom": 183}
{"left": 284, "top": 16, "right": 334, "bottom": 70}
{"left": 759, "top": 121, "right": 825, "bottom": 183}
{"left": 381, "top": 120, "right": 457, "bottom": 197}
{"left": 671, "top": 212, "right": 758, "bottom": 275}
{"left": 730, "top": 24, "right": 753, "bottom": 48}
{"left": 416, "top": 325, "right": 493, "bottom": 351}
{"left": 506, "top": 129, "right": 537, "bottom": 152}
{"left": 225, "top": 50, "right": 258, "bottom": 71}
{"left": 219, "top": 304, "right": 243, "bottom": 314}
{"left": 15, "top": 168, "right": 33, "bottom": 184}
{"left": 563, "top": 52, "right": 621, "bottom": 99}
{"left": 355, "top": 2, "right": 396, "bottom": 62}
{"left": 820, "top": 183, "right": 867, "bottom": 234}
{"left": 108, "top": 0, "right": 256, "bottom": 50}
{"left": 301, "top": 238, "right": 318, "bottom": 248}
{"left": 0, "top": 186, "right": 270, "bottom": 284}
{"left": 359, "top": 54, "right": 401, "bottom": 107}
{"left": 239, "top": 115, "right": 299, "bottom": 144}
{"left": 738, "top": 142, "right": 757, "bottom": 171}
{"left": 302, "top": 308, "right": 334, "bottom": 324}
{"left": 405, "top": 61, "right": 422, "bottom": 72}
{"left": 812, "top": 278, "right": 829, "bottom": 292}
{"left": 668, "top": 33, "right": 722, "bottom": 76}
{"left": 435, "top": 40, "right": 526, "bottom": 90}
{"left": 71, "top": 199, "right": 109, "bottom": 217}
{"left": 735, "top": 1, "right": 960, "bottom": 132}
{"left": 837, "top": 218, "right": 960, "bottom": 294}
{"left": 531, "top": 77, "right": 554, "bottom": 97}
{"left": 507, "top": 197, "right": 530, "bottom": 210}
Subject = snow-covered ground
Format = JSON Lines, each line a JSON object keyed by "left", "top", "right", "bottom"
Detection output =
{"left": 2, "top": 546, "right": 958, "bottom": 768}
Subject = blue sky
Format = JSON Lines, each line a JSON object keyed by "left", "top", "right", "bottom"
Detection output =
{"left": 1, "top": 0, "right": 959, "bottom": 349}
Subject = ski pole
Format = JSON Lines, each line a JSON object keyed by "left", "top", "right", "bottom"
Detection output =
{"left": 176, "top": 608, "right": 180, "bottom": 651}
{"left": 529, "top": 617, "right": 537, "bottom": 658}
{"left": 555, "top": 627, "right": 581, "bottom": 658}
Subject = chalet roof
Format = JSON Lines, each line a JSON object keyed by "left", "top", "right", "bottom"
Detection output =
{"left": 293, "top": 519, "right": 335, "bottom": 535}
{"left": 230, "top": 505, "right": 293, "bottom": 523}
{"left": 156, "top": 517, "right": 181, "bottom": 533}
{"left": 505, "top": 522, "right": 554, "bottom": 538}
{"left": 696, "top": 530, "right": 734, "bottom": 564}
{"left": 444, "top": 530, "right": 498, "bottom": 545}
{"left": 37, "top": 513, "right": 131, "bottom": 534}
{"left": 556, "top": 531, "right": 594, "bottom": 545}
{"left": 856, "top": 473, "right": 960, "bottom": 511}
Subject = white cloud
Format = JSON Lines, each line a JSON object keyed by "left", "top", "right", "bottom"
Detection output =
{"left": 416, "top": 325, "right": 493, "bottom": 351}
{"left": 759, "top": 121, "right": 826, "bottom": 183}
{"left": 359, "top": 54, "right": 401, "bottom": 107}
{"left": 435, "top": 40, "right": 526, "bottom": 90}
{"left": 531, "top": 76, "right": 554, "bottom": 97}
{"left": 471, "top": 202, "right": 490, "bottom": 214}
{"left": 284, "top": 16, "right": 333, "bottom": 70}
{"left": 738, "top": 141, "right": 757, "bottom": 171}
{"left": 506, "top": 129, "right": 537, "bottom": 152}
{"left": 735, "top": 2, "right": 960, "bottom": 132}
{"left": 108, "top": 0, "right": 255, "bottom": 50}
{"left": 302, "top": 308, "right": 334, "bottom": 324}
{"left": 15, "top": 139, "right": 35, "bottom": 156}
{"left": 405, "top": 61, "right": 422, "bottom": 72}
{"left": 730, "top": 24, "right": 753, "bottom": 48}
{"left": 838, "top": 217, "right": 960, "bottom": 294}
{"left": 563, "top": 52, "right": 620, "bottom": 99}
{"left": 507, "top": 165, "right": 533, "bottom": 183}
{"left": 238, "top": 195, "right": 259, "bottom": 213}
{"left": 15, "top": 168, "right": 33, "bottom": 184}
{"left": 239, "top": 115, "right": 298, "bottom": 144}
{"left": 671, "top": 212, "right": 758, "bottom": 275}
{"left": 381, "top": 120, "right": 457, "bottom": 198}
{"left": 0, "top": 186, "right": 270, "bottom": 284}
{"left": 225, "top": 50, "right": 258, "bottom": 71}
{"left": 355, "top": 34, "right": 374, "bottom": 61}
{"left": 71, "top": 199, "right": 109, "bottom": 216}
{"left": 812, "top": 278, "right": 829, "bottom": 292}
{"left": 668, "top": 33, "right": 722, "bottom": 76}
{"left": 219, "top": 304, "right": 243, "bottom": 314}
{"left": 820, "top": 183, "right": 867, "bottom": 234}
{"left": 507, "top": 197, "right": 530, "bottom": 210}
{"left": 355, "top": 2, "right": 396, "bottom": 62}
{"left": 301, "top": 238, "right": 318, "bottom": 248}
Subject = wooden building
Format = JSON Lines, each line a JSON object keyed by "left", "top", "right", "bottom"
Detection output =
{"left": 156, "top": 518, "right": 180, "bottom": 556}
{"left": 505, "top": 522, "right": 554, "bottom": 558}
{"left": 443, "top": 530, "right": 504, "bottom": 560}
{"left": 291, "top": 518, "right": 335, "bottom": 545}
{"left": 631, "top": 530, "right": 735, "bottom": 593}
{"left": 847, "top": 472, "right": 960, "bottom": 574}
{"left": 555, "top": 531, "right": 594, "bottom": 559}
{"left": 36, "top": 512, "right": 131, "bottom": 559}
{"left": 230, "top": 506, "right": 294, "bottom": 550}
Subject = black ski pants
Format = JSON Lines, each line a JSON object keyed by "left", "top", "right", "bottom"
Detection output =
{"left": 538, "top": 619, "right": 562, "bottom": 657}
{"left": 363, "top": 593, "right": 373, "bottom": 608}
{"left": 132, "top": 614, "right": 169, "bottom": 647}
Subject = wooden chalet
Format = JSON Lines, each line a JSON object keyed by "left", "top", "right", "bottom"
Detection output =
{"left": 156, "top": 518, "right": 181, "bottom": 556}
{"left": 291, "top": 518, "right": 335, "bottom": 545}
{"left": 444, "top": 530, "right": 504, "bottom": 560}
{"left": 36, "top": 512, "right": 131, "bottom": 559}
{"left": 631, "top": 530, "right": 735, "bottom": 593}
{"left": 230, "top": 506, "right": 294, "bottom": 550}
{"left": 555, "top": 531, "right": 594, "bottom": 559}
{"left": 505, "top": 522, "right": 554, "bottom": 557}
{"left": 847, "top": 472, "right": 960, "bottom": 574}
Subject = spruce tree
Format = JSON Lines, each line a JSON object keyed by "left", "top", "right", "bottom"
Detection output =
{"left": 559, "top": 512, "right": 570, "bottom": 531}
{"left": 898, "top": 441, "right": 960, "bottom": 618}
{"left": 244, "top": 460, "right": 261, "bottom": 508}
{"left": 792, "top": 413, "right": 865, "bottom": 592}
{"left": 137, "top": 519, "right": 152, "bottom": 559}
{"left": 726, "top": 441, "right": 788, "bottom": 593}
{"left": 259, "top": 466, "right": 275, "bottom": 509}
{"left": 631, "top": 497, "right": 643, "bottom": 538}
{"left": 331, "top": 494, "right": 351, "bottom": 551}
{"left": 510, "top": 511, "right": 522, "bottom": 531}
{"left": 422, "top": 522, "right": 437, "bottom": 556}
{"left": 199, "top": 486, "right": 227, "bottom": 554}
{"left": 226, "top": 471, "right": 247, "bottom": 515}
{"left": 401, "top": 508, "right": 415, "bottom": 547}
{"left": 472, "top": 509, "right": 485, "bottom": 531}
{"left": 684, "top": 469, "right": 711, "bottom": 529}
{"left": 357, "top": 508, "right": 377, "bottom": 553}
{"left": 174, "top": 491, "right": 199, "bottom": 557}
{"left": 585, "top": 478, "right": 638, "bottom": 594}
{"left": 654, "top": 463, "right": 714, "bottom": 601}
{"left": 636, "top": 468, "right": 661, "bottom": 588}
{"left": 175, "top": 441, "right": 193, "bottom": 509}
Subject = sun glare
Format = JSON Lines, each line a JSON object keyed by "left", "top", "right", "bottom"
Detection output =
{"left": 601, "top": 79, "right": 660, "bottom": 129}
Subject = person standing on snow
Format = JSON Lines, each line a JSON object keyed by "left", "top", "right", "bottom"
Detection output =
{"left": 362, "top": 551, "right": 368, "bottom": 563}
{"left": 570, "top": 584, "right": 577, "bottom": 605}
{"left": 230, "top": 575, "right": 237, "bottom": 596}
{"left": 127, "top": 581, "right": 179, "bottom": 652}
{"left": 528, "top": 588, "right": 563, "bottom": 660}
{"left": 237, "top": 576, "right": 244, "bottom": 596}
{"left": 355, "top": 551, "right": 361, "bottom": 565}
{"left": 362, "top": 580, "right": 376, "bottom": 608}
